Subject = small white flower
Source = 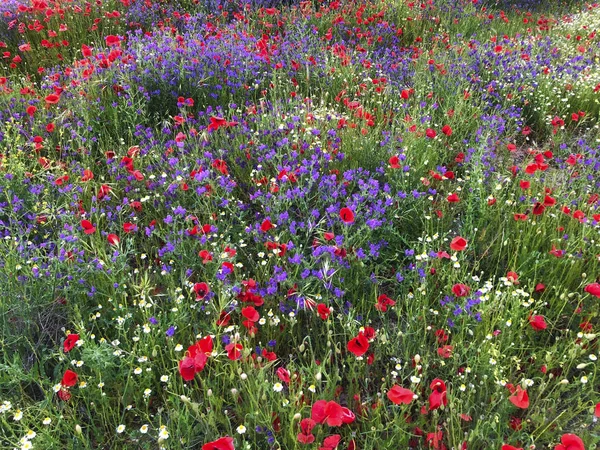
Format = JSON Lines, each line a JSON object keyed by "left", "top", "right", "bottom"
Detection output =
{"left": 158, "top": 426, "right": 169, "bottom": 441}
{"left": 160, "top": 375, "right": 169, "bottom": 383}
{"left": 25, "top": 430, "right": 36, "bottom": 439}
{"left": 0, "top": 400, "right": 12, "bottom": 413}
{"left": 581, "top": 376, "right": 588, "bottom": 384}
{"left": 116, "top": 424, "right": 126, "bottom": 434}
{"left": 43, "top": 417, "right": 52, "bottom": 426}
{"left": 13, "top": 410, "right": 23, "bottom": 421}
{"left": 236, "top": 425, "right": 247, "bottom": 434}
{"left": 140, "top": 424, "right": 149, "bottom": 434}
{"left": 174, "top": 344, "right": 183, "bottom": 352}
{"left": 134, "top": 367, "right": 142, "bottom": 375}
{"left": 273, "top": 383, "right": 284, "bottom": 392}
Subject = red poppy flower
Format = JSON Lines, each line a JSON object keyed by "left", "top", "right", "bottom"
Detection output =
{"left": 276, "top": 367, "right": 290, "bottom": 384}
{"left": 81, "top": 169, "right": 94, "bottom": 182}
{"left": 212, "top": 159, "right": 228, "bottom": 175}
{"left": 594, "top": 402, "right": 600, "bottom": 418}
{"left": 191, "top": 335, "right": 213, "bottom": 356}
{"left": 428, "top": 379, "right": 448, "bottom": 410}
{"left": 447, "top": 193, "right": 460, "bottom": 203}
{"left": 311, "top": 400, "right": 354, "bottom": 427}
{"left": 54, "top": 175, "right": 69, "bottom": 186}
{"left": 375, "top": 294, "right": 396, "bottom": 312}
{"left": 452, "top": 283, "right": 470, "bottom": 297}
{"left": 543, "top": 194, "right": 556, "bottom": 206}
{"left": 207, "top": 116, "right": 228, "bottom": 132}
{"left": 179, "top": 355, "right": 202, "bottom": 381}
{"left": 387, "top": 385, "right": 414, "bottom": 405}
{"left": 508, "top": 386, "right": 529, "bottom": 409}
{"left": 260, "top": 219, "right": 274, "bottom": 232}
{"left": 509, "top": 416, "right": 523, "bottom": 431}
{"left": 324, "top": 232, "right": 335, "bottom": 241}
{"left": 426, "top": 128, "right": 437, "bottom": 139}
{"left": 242, "top": 306, "right": 259, "bottom": 322}
{"left": 193, "top": 282, "right": 210, "bottom": 300}
{"left": 321, "top": 434, "right": 342, "bottom": 449}
{"left": 502, "top": 445, "right": 523, "bottom": 450}
{"left": 442, "top": 125, "right": 453, "bottom": 136}
{"left": 299, "top": 418, "right": 316, "bottom": 435}
{"left": 317, "top": 303, "right": 331, "bottom": 320}
{"left": 437, "top": 345, "right": 453, "bottom": 358}
{"left": 339, "top": 207, "right": 355, "bottom": 224}
{"left": 362, "top": 326, "right": 376, "bottom": 341}
{"left": 389, "top": 155, "right": 401, "bottom": 168}
{"left": 532, "top": 202, "right": 545, "bottom": 215}
{"left": 554, "top": 434, "right": 585, "bottom": 450}
{"left": 584, "top": 283, "right": 600, "bottom": 298}
{"left": 45, "top": 94, "right": 60, "bottom": 105}
{"left": 347, "top": 332, "right": 369, "bottom": 357}
{"left": 105, "top": 35, "right": 120, "bottom": 46}
{"left": 179, "top": 336, "right": 213, "bottom": 381}
{"left": 506, "top": 271, "right": 519, "bottom": 284}
{"left": 63, "top": 334, "right": 79, "bottom": 352}
{"left": 123, "top": 222, "right": 137, "bottom": 233}
{"left": 98, "top": 184, "right": 111, "bottom": 200}
{"left": 199, "top": 249, "right": 213, "bottom": 263}
{"left": 216, "top": 311, "right": 231, "bottom": 327}
{"left": 57, "top": 388, "right": 71, "bottom": 401}
{"left": 81, "top": 44, "right": 92, "bottom": 57}
{"left": 226, "top": 343, "right": 243, "bottom": 360}
{"left": 61, "top": 369, "right": 78, "bottom": 387}
{"left": 202, "top": 436, "right": 234, "bottom": 450}
{"left": 529, "top": 315, "right": 547, "bottom": 331}
{"left": 26, "top": 105, "right": 36, "bottom": 116}
{"left": 80, "top": 220, "right": 96, "bottom": 235}
{"left": 107, "top": 234, "right": 120, "bottom": 245}
{"left": 297, "top": 432, "right": 315, "bottom": 444}
{"left": 450, "top": 236, "right": 467, "bottom": 251}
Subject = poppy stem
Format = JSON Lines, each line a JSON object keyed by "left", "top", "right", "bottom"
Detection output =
{"left": 531, "top": 410, "right": 566, "bottom": 440}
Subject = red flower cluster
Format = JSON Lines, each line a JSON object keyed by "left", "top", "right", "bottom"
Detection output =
{"left": 57, "top": 369, "right": 78, "bottom": 401}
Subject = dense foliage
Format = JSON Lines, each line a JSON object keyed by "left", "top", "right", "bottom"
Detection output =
{"left": 1, "top": 0, "right": 599, "bottom": 449}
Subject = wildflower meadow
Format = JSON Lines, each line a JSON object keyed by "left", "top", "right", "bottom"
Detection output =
{"left": 0, "top": 0, "right": 600, "bottom": 448}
